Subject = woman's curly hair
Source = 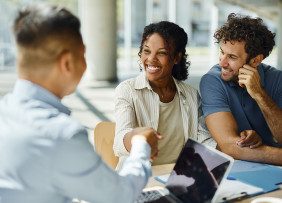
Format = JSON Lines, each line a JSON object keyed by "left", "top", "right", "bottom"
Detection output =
{"left": 214, "top": 13, "right": 275, "bottom": 62}
{"left": 138, "top": 21, "right": 190, "bottom": 81}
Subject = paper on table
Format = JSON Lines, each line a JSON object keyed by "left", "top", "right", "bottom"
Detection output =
{"left": 214, "top": 178, "right": 263, "bottom": 202}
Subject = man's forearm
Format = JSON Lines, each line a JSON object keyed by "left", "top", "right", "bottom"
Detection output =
{"left": 206, "top": 112, "right": 282, "bottom": 165}
{"left": 119, "top": 138, "right": 151, "bottom": 202}
{"left": 221, "top": 142, "right": 282, "bottom": 165}
{"left": 254, "top": 89, "right": 282, "bottom": 143}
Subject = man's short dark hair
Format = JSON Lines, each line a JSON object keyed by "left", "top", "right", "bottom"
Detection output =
{"left": 13, "top": 4, "right": 82, "bottom": 68}
{"left": 214, "top": 13, "right": 275, "bottom": 62}
{"left": 14, "top": 4, "right": 81, "bottom": 48}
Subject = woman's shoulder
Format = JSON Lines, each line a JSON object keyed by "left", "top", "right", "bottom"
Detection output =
{"left": 116, "top": 77, "right": 137, "bottom": 90}
{"left": 115, "top": 75, "right": 144, "bottom": 98}
{"left": 116, "top": 74, "right": 147, "bottom": 91}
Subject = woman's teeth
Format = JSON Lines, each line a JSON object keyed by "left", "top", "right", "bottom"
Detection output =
{"left": 147, "top": 65, "right": 160, "bottom": 73}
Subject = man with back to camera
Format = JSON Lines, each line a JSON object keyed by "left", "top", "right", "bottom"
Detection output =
{"left": 200, "top": 13, "right": 282, "bottom": 165}
{"left": 0, "top": 4, "right": 162, "bottom": 203}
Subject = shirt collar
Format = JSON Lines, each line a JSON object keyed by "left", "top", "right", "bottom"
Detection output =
{"left": 13, "top": 79, "right": 71, "bottom": 115}
{"left": 228, "top": 63, "right": 265, "bottom": 87}
{"left": 134, "top": 72, "right": 152, "bottom": 90}
{"left": 133, "top": 72, "right": 185, "bottom": 96}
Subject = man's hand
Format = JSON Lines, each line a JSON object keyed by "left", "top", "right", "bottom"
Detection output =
{"left": 130, "top": 127, "right": 162, "bottom": 159}
{"left": 236, "top": 130, "right": 262, "bottom": 149}
{"left": 238, "top": 64, "right": 263, "bottom": 99}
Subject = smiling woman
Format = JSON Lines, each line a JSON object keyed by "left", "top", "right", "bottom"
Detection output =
{"left": 113, "top": 21, "right": 215, "bottom": 170}
{"left": 139, "top": 33, "right": 177, "bottom": 102}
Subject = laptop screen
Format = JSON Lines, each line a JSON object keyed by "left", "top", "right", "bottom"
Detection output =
{"left": 165, "top": 139, "right": 232, "bottom": 203}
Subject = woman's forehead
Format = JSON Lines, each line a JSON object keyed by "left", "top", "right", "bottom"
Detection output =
{"left": 144, "top": 33, "right": 174, "bottom": 51}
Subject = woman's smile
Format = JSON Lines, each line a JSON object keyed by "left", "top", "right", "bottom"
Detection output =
{"left": 146, "top": 65, "right": 161, "bottom": 74}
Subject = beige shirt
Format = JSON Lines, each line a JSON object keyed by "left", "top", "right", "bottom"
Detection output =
{"left": 113, "top": 73, "right": 215, "bottom": 170}
{"left": 154, "top": 93, "right": 185, "bottom": 165}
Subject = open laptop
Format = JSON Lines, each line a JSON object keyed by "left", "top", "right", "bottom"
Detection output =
{"left": 135, "top": 139, "right": 234, "bottom": 203}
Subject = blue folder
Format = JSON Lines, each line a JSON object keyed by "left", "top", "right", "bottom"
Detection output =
{"left": 228, "top": 160, "right": 282, "bottom": 193}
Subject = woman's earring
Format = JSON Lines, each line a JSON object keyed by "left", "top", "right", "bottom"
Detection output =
{"left": 138, "top": 59, "right": 143, "bottom": 72}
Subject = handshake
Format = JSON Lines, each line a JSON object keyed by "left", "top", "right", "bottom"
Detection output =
{"left": 125, "top": 127, "right": 163, "bottom": 159}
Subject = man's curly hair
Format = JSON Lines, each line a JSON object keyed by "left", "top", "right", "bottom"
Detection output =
{"left": 214, "top": 13, "right": 276, "bottom": 62}
{"left": 138, "top": 21, "right": 190, "bottom": 81}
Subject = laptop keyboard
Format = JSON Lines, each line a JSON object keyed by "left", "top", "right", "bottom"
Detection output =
{"left": 135, "top": 190, "right": 163, "bottom": 203}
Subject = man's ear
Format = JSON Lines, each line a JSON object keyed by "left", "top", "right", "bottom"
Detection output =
{"left": 57, "top": 50, "right": 73, "bottom": 75}
{"left": 249, "top": 54, "right": 264, "bottom": 67}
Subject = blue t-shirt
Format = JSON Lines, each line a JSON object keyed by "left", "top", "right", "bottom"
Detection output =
{"left": 200, "top": 63, "right": 282, "bottom": 147}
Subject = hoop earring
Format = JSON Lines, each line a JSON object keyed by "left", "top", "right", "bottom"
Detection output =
{"left": 138, "top": 59, "right": 143, "bottom": 72}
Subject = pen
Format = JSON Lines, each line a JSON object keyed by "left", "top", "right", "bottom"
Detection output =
{"left": 227, "top": 176, "right": 236, "bottom": 180}
{"left": 222, "top": 192, "right": 248, "bottom": 202}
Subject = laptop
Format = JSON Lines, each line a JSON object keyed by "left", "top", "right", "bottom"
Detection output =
{"left": 135, "top": 139, "right": 234, "bottom": 203}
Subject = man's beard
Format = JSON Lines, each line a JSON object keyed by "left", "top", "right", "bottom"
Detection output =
{"left": 220, "top": 69, "right": 239, "bottom": 82}
{"left": 230, "top": 74, "right": 239, "bottom": 83}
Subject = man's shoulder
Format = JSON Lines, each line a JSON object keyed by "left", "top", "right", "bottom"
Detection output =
{"left": 260, "top": 63, "right": 282, "bottom": 87}
{"left": 1, "top": 95, "right": 85, "bottom": 140}
{"left": 202, "top": 64, "right": 221, "bottom": 78}
{"left": 0, "top": 92, "right": 12, "bottom": 106}
{"left": 200, "top": 65, "right": 224, "bottom": 88}
{"left": 46, "top": 110, "right": 86, "bottom": 139}
{"left": 261, "top": 63, "right": 282, "bottom": 76}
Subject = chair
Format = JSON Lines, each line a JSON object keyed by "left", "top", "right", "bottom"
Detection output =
{"left": 94, "top": 121, "right": 119, "bottom": 169}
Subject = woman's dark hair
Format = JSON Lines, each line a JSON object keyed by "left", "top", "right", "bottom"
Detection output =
{"left": 214, "top": 13, "right": 275, "bottom": 62}
{"left": 138, "top": 21, "right": 190, "bottom": 80}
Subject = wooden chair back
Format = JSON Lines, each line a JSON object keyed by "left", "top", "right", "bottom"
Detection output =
{"left": 94, "top": 121, "right": 119, "bottom": 169}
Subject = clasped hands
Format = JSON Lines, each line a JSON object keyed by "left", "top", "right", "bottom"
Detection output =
{"left": 236, "top": 129, "right": 262, "bottom": 149}
{"left": 130, "top": 127, "right": 163, "bottom": 159}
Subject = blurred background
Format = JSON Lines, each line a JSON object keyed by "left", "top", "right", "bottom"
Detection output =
{"left": 0, "top": 0, "right": 281, "bottom": 132}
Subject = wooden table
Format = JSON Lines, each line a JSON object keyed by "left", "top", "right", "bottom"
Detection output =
{"left": 148, "top": 164, "right": 282, "bottom": 202}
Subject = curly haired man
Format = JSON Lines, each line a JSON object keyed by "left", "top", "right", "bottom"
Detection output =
{"left": 200, "top": 13, "right": 282, "bottom": 165}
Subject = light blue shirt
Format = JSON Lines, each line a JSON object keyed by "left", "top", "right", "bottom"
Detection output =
{"left": 0, "top": 79, "right": 151, "bottom": 203}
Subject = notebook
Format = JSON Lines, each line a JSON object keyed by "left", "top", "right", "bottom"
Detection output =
{"left": 135, "top": 139, "right": 234, "bottom": 203}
